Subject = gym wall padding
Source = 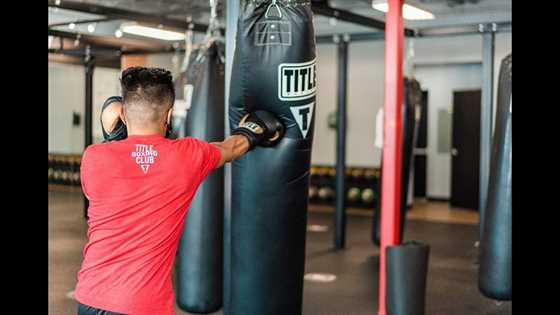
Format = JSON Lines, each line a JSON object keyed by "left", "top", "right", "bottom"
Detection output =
{"left": 225, "top": 1, "right": 317, "bottom": 314}
{"left": 175, "top": 40, "right": 225, "bottom": 313}
{"left": 479, "top": 53, "right": 511, "bottom": 301}
{"left": 386, "top": 241, "right": 430, "bottom": 315}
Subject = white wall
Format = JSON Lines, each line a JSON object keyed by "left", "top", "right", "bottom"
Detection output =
{"left": 414, "top": 64, "right": 482, "bottom": 198}
{"left": 48, "top": 62, "right": 120, "bottom": 154}
{"left": 49, "top": 63, "right": 85, "bottom": 154}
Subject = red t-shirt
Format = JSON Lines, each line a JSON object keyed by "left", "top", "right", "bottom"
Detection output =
{"left": 75, "top": 134, "right": 221, "bottom": 315}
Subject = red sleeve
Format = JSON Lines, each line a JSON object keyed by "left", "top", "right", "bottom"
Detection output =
{"left": 185, "top": 137, "right": 222, "bottom": 182}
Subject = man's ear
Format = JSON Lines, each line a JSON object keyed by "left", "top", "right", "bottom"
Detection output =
{"left": 166, "top": 107, "right": 173, "bottom": 125}
{"left": 119, "top": 106, "right": 127, "bottom": 126}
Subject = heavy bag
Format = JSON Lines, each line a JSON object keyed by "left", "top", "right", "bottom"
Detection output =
{"left": 372, "top": 79, "right": 422, "bottom": 246}
{"left": 175, "top": 39, "right": 225, "bottom": 313}
{"left": 386, "top": 241, "right": 430, "bottom": 315}
{"left": 479, "top": 53, "right": 511, "bottom": 301}
{"left": 226, "top": 1, "right": 316, "bottom": 314}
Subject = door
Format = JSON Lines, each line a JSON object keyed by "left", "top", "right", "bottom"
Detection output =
{"left": 451, "top": 90, "right": 481, "bottom": 210}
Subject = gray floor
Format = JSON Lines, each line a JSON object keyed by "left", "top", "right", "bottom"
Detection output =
{"left": 49, "top": 190, "right": 512, "bottom": 315}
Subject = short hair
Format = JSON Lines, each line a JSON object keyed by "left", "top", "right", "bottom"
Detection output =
{"left": 120, "top": 67, "right": 175, "bottom": 125}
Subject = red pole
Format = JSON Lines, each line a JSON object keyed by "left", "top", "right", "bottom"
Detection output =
{"left": 378, "top": 1, "right": 404, "bottom": 315}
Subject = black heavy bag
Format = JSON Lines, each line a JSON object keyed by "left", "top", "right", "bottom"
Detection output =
{"left": 386, "top": 241, "right": 430, "bottom": 315}
{"left": 175, "top": 40, "right": 225, "bottom": 313}
{"left": 226, "top": 1, "right": 316, "bottom": 314}
{"left": 479, "top": 53, "right": 512, "bottom": 301}
{"left": 372, "top": 79, "right": 422, "bottom": 246}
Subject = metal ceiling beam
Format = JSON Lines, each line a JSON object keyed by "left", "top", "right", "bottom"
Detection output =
{"left": 315, "top": 21, "right": 511, "bottom": 44}
{"left": 311, "top": 2, "right": 415, "bottom": 36}
{"left": 48, "top": 0, "right": 221, "bottom": 33}
{"left": 49, "top": 17, "right": 114, "bottom": 28}
{"left": 48, "top": 29, "right": 172, "bottom": 53}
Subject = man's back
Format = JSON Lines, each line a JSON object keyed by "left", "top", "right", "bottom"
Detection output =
{"left": 75, "top": 134, "right": 220, "bottom": 315}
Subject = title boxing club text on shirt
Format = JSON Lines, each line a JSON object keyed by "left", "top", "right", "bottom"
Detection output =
{"left": 131, "top": 144, "right": 158, "bottom": 174}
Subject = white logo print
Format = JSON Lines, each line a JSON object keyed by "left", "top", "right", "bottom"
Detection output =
{"left": 278, "top": 59, "right": 317, "bottom": 101}
{"left": 131, "top": 144, "right": 158, "bottom": 174}
{"left": 290, "top": 102, "right": 315, "bottom": 138}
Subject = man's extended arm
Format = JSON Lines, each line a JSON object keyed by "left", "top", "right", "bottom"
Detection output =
{"left": 212, "top": 135, "right": 251, "bottom": 168}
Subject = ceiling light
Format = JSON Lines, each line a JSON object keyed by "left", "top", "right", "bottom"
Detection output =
{"left": 87, "top": 23, "right": 96, "bottom": 33}
{"left": 304, "top": 273, "right": 337, "bottom": 283}
{"left": 115, "top": 29, "right": 123, "bottom": 38}
{"left": 121, "top": 23, "right": 185, "bottom": 41}
{"left": 372, "top": 1, "right": 435, "bottom": 20}
{"left": 68, "top": 23, "right": 76, "bottom": 30}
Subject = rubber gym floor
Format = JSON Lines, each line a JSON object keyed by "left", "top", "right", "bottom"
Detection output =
{"left": 49, "top": 190, "right": 512, "bottom": 315}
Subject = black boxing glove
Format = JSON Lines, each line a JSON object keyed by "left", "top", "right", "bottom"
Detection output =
{"left": 231, "top": 110, "right": 285, "bottom": 150}
{"left": 101, "top": 96, "right": 127, "bottom": 142}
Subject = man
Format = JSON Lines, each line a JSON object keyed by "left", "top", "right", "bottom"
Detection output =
{"left": 75, "top": 67, "right": 284, "bottom": 315}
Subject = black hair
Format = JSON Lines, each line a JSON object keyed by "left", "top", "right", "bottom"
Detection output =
{"left": 120, "top": 67, "right": 175, "bottom": 123}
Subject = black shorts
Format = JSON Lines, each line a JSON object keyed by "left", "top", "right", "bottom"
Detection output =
{"left": 77, "top": 303, "right": 124, "bottom": 315}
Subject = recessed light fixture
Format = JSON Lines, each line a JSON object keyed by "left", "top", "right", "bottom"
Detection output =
{"left": 68, "top": 22, "right": 76, "bottom": 30}
{"left": 304, "top": 273, "right": 337, "bottom": 283}
{"left": 121, "top": 23, "right": 185, "bottom": 41}
{"left": 115, "top": 29, "right": 123, "bottom": 38}
{"left": 87, "top": 23, "right": 96, "bottom": 33}
{"left": 372, "top": 1, "right": 435, "bottom": 20}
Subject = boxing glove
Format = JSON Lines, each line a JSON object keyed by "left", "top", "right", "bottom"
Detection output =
{"left": 101, "top": 96, "right": 127, "bottom": 142}
{"left": 231, "top": 110, "right": 285, "bottom": 150}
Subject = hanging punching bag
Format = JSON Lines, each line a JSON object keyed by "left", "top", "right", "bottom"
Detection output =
{"left": 479, "top": 53, "right": 512, "bottom": 301}
{"left": 225, "top": 1, "right": 316, "bottom": 314}
{"left": 175, "top": 39, "right": 225, "bottom": 313}
{"left": 372, "top": 78, "right": 422, "bottom": 246}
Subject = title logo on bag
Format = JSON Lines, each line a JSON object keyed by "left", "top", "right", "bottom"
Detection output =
{"left": 131, "top": 144, "right": 158, "bottom": 174}
{"left": 290, "top": 102, "right": 315, "bottom": 138}
{"left": 278, "top": 59, "right": 317, "bottom": 101}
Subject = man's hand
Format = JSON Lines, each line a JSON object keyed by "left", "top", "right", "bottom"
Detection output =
{"left": 212, "top": 111, "right": 284, "bottom": 168}
{"left": 231, "top": 111, "right": 285, "bottom": 150}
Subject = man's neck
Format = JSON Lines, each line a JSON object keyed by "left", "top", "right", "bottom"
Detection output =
{"left": 127, "top": 127, "right": 165, "bottom": 137}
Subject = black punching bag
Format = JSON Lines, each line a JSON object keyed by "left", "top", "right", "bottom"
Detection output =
{"left": 226, "top": 1, "right": 316, "bottom": 314}
{"left": 479, "top": 53, "right": 511, "bottom": 301}
{"left": 175, "top": 40, "right": 225, "bottom": 313}
{"left": 372, "top": 79, "right": 422, "bottom": 246}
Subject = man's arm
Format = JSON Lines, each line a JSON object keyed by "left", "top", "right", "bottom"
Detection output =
{"left": 212, "top": 135, "right": 251, "bottom": 168}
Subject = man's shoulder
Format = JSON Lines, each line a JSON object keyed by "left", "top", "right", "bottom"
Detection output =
{"left": 172, "top": 137, "right": 208, "bottom": 147}
{"left": 83, "top": 142, "right": 111, "bottom": 154}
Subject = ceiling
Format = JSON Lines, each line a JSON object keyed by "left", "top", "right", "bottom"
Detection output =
{"left": 49, "top": 0, "right": 511, "bottom": 50}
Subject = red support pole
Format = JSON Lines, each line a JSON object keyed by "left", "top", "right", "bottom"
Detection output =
{"left": 378, "top": 1, "right": 404, "bottom": 315}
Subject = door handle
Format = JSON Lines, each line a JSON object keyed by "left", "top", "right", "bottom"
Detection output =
{"left": 451, "top": 148, "right": 458, "bottom": 156}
